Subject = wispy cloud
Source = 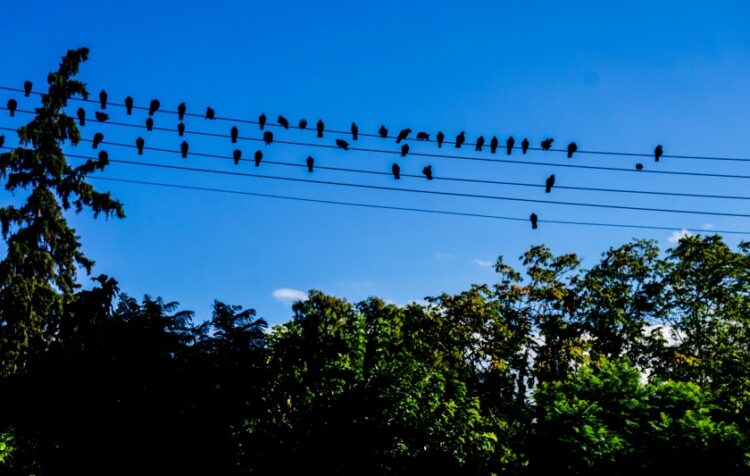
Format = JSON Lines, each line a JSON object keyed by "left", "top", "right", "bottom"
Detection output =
{"left": 272, "top": 288, "right": 308, "bottom": 303}
{"left": 701, "top": 223, "right": 714, "bottom": 230}
{"left": 434, "top": 251, "right": 454, "bottom": 263}
{"left": 474, "top": 259, "right": 494, "bottom": 269}
{"left": 667, "top": 229, "right": 693, "bottom": 244}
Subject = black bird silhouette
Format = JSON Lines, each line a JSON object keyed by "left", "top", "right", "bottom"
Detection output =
{"left": 391, "top": 163, "right": 400, "bottom": 180}
{"left": 423, "top": 165, "right": 433, "bottom": 180}
{"left": 545, "top": 174, "right": 555, "bottom": 193}
{"left": 635, "top": 163, "right": 644, "bottom": 170}
{"left": 145, "top": 117, "right": 154, "bottom": 131}
{"left": 92, "top": 132, "right": 104, "bottom": 149}
{"left": 336, "top": 139, "right": 349, "bottom": 150}
{"left": 148, "top": 99, "right": 160, "bottom": 116}
{"left": 530, "top": 213, "right": 538, "bottom": 230}
{"left": 7, "top": 99, "right": 17, "bottom": 117}
{"left": 567, "top": 142, "right": 577, "bottom": 158}
{"left": 299, "top": 118, "right": 308, "bottom": 129}
{"left": 541, "top": 138, "right": 554, "bottom": 150}
{"left": 379, "top": 125, "right": 388, "bottom": 138}
{"left": 475, "top": 136, "right": 485, "bottom": 152}
{"left": 206, "top": 107, "right": 216, "bottom": 120}
{"left": 0, "top": 136, "right": 4, "bottom": 149}
{"left": 178, "top": 102, "right": 186, "bottom": 120}
{"left": 654, "top": 145, "right": 663, "bottom": 162}
{"left": 455, "top": 131, "right": 465, "bottom": 148}
{"left": 263, "top": 131, "right": 273, "bottom": 145}
{"left": 437, "top": 131, "right": 445, "bottom": 148}
{"left": 259, "top": 113, "right": 267, "bottom": 130}
{"left": 351, "top": 122, "right": 359, "bottom": 140}
{"left": 233, "top": 149, "right": 242, "bottom": 165}
{"left": 522, "top": 138, "right": 529, "bottom": 154}
{"left": 99, "top": 90, "right": 108, "bottom": 109}
{"left": 278, "top": 115, "right": 289, "bottom": 129}
{"left": 23, "top": 81, "right": 32, "bottom": 97}
{"left": 317, "top": 119, "right": 324, "bottom": 138}
{"left": 490, "top": 136, "right": 498, "bottom": 154}
{"left": 181, "top": 141, "right": 189, "bottom": 158}
{"left": 97, "top": 150, "right": 109, "bottom": 168}
{"left": 306, "top": 156, "right": 314, "bottom": 172}
{"left": 95, "top": 111, "right": 109, "bottom": 122}
{"left": 125, "top": 96, "right": 134, "bottom": 115}
{"left": 416, "top": 131, "right": 430, "bottom": 141}
{"left": 177, "top": 122, "right": 185, "bottom": 137}
{"left": 254, "top": 150, "right": 263, "bottom": 167}
{"left": 506, "top": 136, "right": 515, "bottom": 155}
{"left": 396, "top": 128, "right": 411, "bottom": 143}
{"left": 231, "top": 126, "right": 239, "bottom": 143}
{"left": 401, "top": 144, "right": 410, "bottom": 157}
{"left": 136, "top": 137, "right": 144, "bottom": 155}
{"left": 76, "top": 107, "right": 86, "bottom": 126}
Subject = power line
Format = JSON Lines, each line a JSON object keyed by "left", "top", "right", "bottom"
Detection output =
{"left": 4, "top": 84, "right": 750, "bottom": 163}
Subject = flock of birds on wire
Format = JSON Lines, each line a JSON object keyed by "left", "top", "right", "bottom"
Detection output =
{"left": 3, "top": 81, "right": 669, "bottom": 230}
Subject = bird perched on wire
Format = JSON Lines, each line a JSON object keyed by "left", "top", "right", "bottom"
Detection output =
{"left": 416, "top": 131, "right": 430, "bottom": 141}
{"left": 254, "top": 150, "right": 263, "bottom": 167}
{"left": 306, "top": 156, "right": 314, "bottom": 172}
{"left": 99, "top": 90, "right": 108, "bottom": 109}
{"left": 263, "top": 131, "right": 273, "bottom": 145}
{"left": 437, "top": 131, "right": 445, "bottom": 148}
{"left": 396, "top": 128, "right": 411, "bottom": 143}
{"left": 379, "top": 125, "right": 388, "bottom": 138}
{"left": 654, "top": 145, "right": 663, "bottom": 162}
{"left": 391, "top": 163, "right": 400, "bottom": 180}
{"left": 635, "top": 163, "right": 644, "bottom": 170}
{"left": 205, "top": 107, "right": 216, "bottom": 120}
{"left": 299, "top": 118, "right": 308, "bottom": 129}
{"left": 401, "top": 144, "right": 409, "bottom": 157}
{"left": 6, "top": 99, "right": 17, "bottom": 117}
{"left": 259, "top": 113, "right": 267, "bottom": 130}
{"left": 351, "top": 122, "right": 359, "bottom": 140}
{"left": 336, "top": 139, "right": 349, "bottom": 150}
{"left": 125, "top": 96, "right": 134, "bottom": 115}
{"left": 178, "top": 122, "right": 185, "bottom": 137}
{"left": 178, "top": 102, "right": 186, "bottom": 120}
{"left": 317, "top": 119, "right": 325, "bottom": 138}
{"left": 522, "top": 138, "right": 529, "bottom": 154}
{"left": 541, "top": 138, "right": 554, "bottom": 150}
{"left": 490, "top": 136, "right": 498, "bottom": 154}
{"left": 97, "top": 150, "right": 109, "bottom": 169}
{"left": 95, "top": 111, "right": 109, "bottom": 122}
{"left": 76, "top": 107, "right": 86, "bottom": 126}
{"left": 567, "top": 142, "right": 577, "bottom": 158}
{"left": 92, "top": 132, "right": 104, "bottom": 149}
{"left": 23, "top": 81, "right": 32, "bottom": 97}
{"left": 0, "top": 136, "right": 4, "bottom": 148}
{"left": 136, "top": 137, "right": 145, "bottom": 155}
{"left": 148, "top": 99, "right": 160, "bottom": 116}
{"left": 530, "top": 213, "right": 538, "bottom": 229}
{"left": 181, "top": 141, "right": 189, "bottom": 158}
{"left": 146, "top": 117, "right": 154, "bottom": 131}
{"left": 506, "top": 136, "right": 515, "bottom": 155}
{"left": 233, "top": 149, "right": 241, "bottom": 165}
{"left": 545, "top": 174, "right": 555, "bottom": 193}
{"left": 475, "top": 136, "right": 485, "bottom": 152}
{"left": 278, "top": 115, "right": 290, "bottom": 129}
{"left": 455, "top": 131, "right": 465, "bottom": 148}
{"left": 422, "top": 165, "right": 433, "bottom": 180}
{"left": 231, "top": 126, "right": 238, "bottom": 143}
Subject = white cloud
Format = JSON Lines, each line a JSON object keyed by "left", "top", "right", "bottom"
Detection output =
{"left": 667, "top": 229, "right": 693, "bottom": 244}
{"left": 474, "top": 259, "right": 494, "bottom": 269}
{"left": 272, "top": 288, "right": 308, "bottom": 303}
{"left": 434, "top": 251, "right": 454, "bottom": 263}
{"left": 701, "top": 223, "right": 714, "bottom": 230}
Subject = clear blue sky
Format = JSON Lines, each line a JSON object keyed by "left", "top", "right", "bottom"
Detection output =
{"left": 2, "top": 0, "right": 750, "bottom": 324}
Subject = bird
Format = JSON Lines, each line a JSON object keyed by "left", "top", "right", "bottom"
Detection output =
{"left": 136, "top": 137, "right": 145, "bottom": 155}
{"left": 125, "top": 96, "right": 134, "bottom": 115}
{"left": 181, "top": 141, "right": 189, "bottom": 158}
{"left": 506, "top": 136, "right": 515, "bottom": 155}
{"left": 475, "top": 136, "right": 485, "bottom": 152}
{"left": 23, "top": 81, "right": 32, "bottom": 97}
{"left": 391, "top": 163, "right": 400, "bottom": 180}
{"left": 379, "top": 125, "right": 388, "bottom": 138}
{"left": 490, "top": 136, "right": 499, "bottom": 154}
{"left": 401, "top": 144, "right": 409, "bottom": 157}
{"left": 259, "top": 113, "right": 267, "bottom": 130}
{"left": 92, "top": 132, "right": 104, "bottom": 149}
{"left": 231, "top": 126, "right": 239, "bottom": 143}
{"left": 530, "top": 213, "right": 538, "bottom": 229}
{"left": 178, "top": 102, "right": 186, "bottom": 120}
{"left": 456, "top": 131, "right": 467, "bottom": 148}
{"left": 148, "top": 99, "right": 160, "bottom": 116}
{"left": 278, "top": 115, "right": 289, "bottom": 129}
{"left": 396, "top": 128, "right": 411, "bottom": 143}
{"left": 422, "top": 165, "right": 433, "bottom": 180}
{"left": 97, "top": 150, "right": 109, "bottom": 168}
{"left": 336, "top": 139, "right": 349, "bottom": 150}
{"left": 416, "top": 131, "right": 430, "bottom": 141}
{"left": 654, "top": 145, "right": 663, "bottom": 162}
{"left": 177, "top": 122, "right": 185, "bottom": 137}
{"left": 437, "top": 131, "right": 445, "bottom": 148}
{"left": 95, "top": 111, "right": 109, "bottom": 122}
{"left": 0, "top": 136, "right": 3, "bottom": 148}
{"left": 306, "top": 156, "right": 314, "bottom": 172}
{"left": 541, "top": 138, "right": 554, "bottom": 150}
{"left": 76, "top": 107, "right": 86, "bottom": 126}
{"left": 254, "top": 150, "right": 263, "bottom": 167}
{"left": 299, "top": 118, "right": 308, "bottom": 129}
{"left": 351, "top": 122, "right": 359, "bottom": 141}
{"left": 233, "top": 149, "right": 241, "bottom": 165}
{"left": 636, "top": 163, "right": 644, "bottom": 170}
{"left": 317, "top": 119, "right": 324, "bottom": 138}
{"left": 522, "top": 138, "right": 529, "bottom": 154}
{"left": 145, "top": 117, "right": 154, "bottom": 131}
{"left": 263, "top": 131, "right": 273, "bottom": 145}
{"left": 205, "top": 107, "right": 216, "bottom": 120}
{"left": 567, "top": 142, "right": 577, "bottom": 158}
{"left": 99, "top": 90, "right": 108, "bottom": 109}
{"left": 545, "top": 174, "right": 555, "bottom": 193}
{"left": 6, "top": 99, "right": 17, "bottom": 117}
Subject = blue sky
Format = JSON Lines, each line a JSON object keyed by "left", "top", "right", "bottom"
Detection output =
{"left": 2, "top": 0, "right": 750, "bottom": 324}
